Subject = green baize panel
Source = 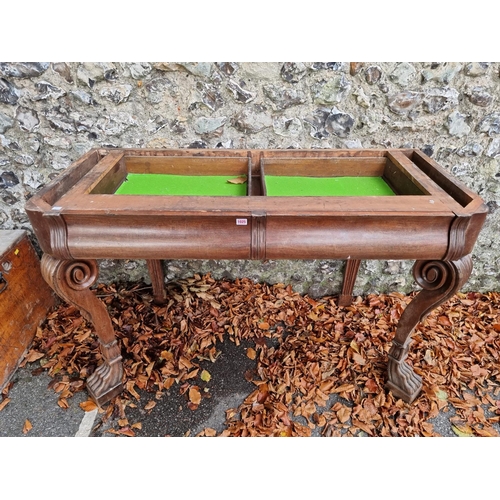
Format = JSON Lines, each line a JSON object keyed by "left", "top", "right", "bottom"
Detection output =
{"left": 114, "top": 173, "right": 396, "bottom": 197}
{"left": 115, "top": 174, "right": 247, "bottom": 196}
{"left": 265, "top": 176, "right": 395, "bottom": 196}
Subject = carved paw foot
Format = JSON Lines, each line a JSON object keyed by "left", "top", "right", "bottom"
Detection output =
{"left": 386, "top": 358, "right": 422, "bottom": 404}
{"left": 87, "top": 358, "right": 124, "bottom": 406}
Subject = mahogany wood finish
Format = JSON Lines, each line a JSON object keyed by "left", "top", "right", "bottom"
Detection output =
{"left": 25, "top": 148, "right": 488, "bottom": 405}
{"left": 386, "top": 255, "right": 472, "bottom": 402}
{"left": 338, "top": 259, "right": 361, "bottom": 307}
{"left": 146, "top": 259, "right": 167, "bottom": 305}
{"left": 40, "top": 254, "right": 123, "bottom": 405}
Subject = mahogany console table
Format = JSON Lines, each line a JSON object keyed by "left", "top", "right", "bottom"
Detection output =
{"left": 25, "top": 148, "right": 487, "bottom": 405}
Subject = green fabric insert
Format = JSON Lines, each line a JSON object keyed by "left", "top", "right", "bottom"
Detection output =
{"left": 265, "top": 176, "right": 395, "bottom": 196}
{"left": 115, "top": 173, "right": 247, "bottom": 196}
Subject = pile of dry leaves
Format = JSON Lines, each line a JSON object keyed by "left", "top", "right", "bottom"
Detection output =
{"left": 10, "top": 274, "right": 500, "bottom": 436}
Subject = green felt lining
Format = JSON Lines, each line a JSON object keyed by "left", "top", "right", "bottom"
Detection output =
{"left": 114, "top": 174, "right": 248, "bottom": 196}
{"left": 265, "top": 175, "right": 395, "bottom": 196}
{"left": 114, "top": 173, "right": 396, "bottom": 197}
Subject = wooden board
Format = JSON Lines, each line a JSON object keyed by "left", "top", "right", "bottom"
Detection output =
{"left": 0, "top": 230, "right": 55, "bottom": 390}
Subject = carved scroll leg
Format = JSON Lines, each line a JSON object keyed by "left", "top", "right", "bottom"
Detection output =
{"left": 41, "top": 254, "right": 123, "bottom": 405}
{"left": 146, "top": 259, "right": 167, "bottom": 304}
{"left": 386, "top": 256, "right": 472, "bottom": 403}
{"left": 338, "top": 259, "right": 361, "bottom": 307}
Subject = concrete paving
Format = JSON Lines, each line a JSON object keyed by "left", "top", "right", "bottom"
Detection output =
{"left": 0, "top": 338, "right": 257, "bottom": 437}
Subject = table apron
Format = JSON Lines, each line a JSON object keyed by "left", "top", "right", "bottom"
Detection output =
{"left": 61, "top": 214, "right": 453, "bottom": 261}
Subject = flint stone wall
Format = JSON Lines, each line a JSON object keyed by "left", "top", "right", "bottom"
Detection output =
{"left": 0, "top": 62, "right": 499, "bottom": 297}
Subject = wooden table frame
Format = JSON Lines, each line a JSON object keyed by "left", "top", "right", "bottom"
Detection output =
{"left": 25, "top": 148, "right": 487, "bottom": 405}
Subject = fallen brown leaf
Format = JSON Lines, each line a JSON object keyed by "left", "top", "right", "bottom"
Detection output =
{"left": 144, "top": 400, "right": 156, "bottom": 411}
{"left": 352, "top": 352, "right": 366, "bottom": 366}
{"left": 226, "top": 176, "right": 247, "bottom": 184}
{"left": 0, "top": 398, "right": 11, "bottom": 412}
{"left": 117, "top": 426, "right": 135, "bottom": 437}
{"left": 246, "top": 347, "right": 256, "bottom": 360}
{"left": 24, "top": 350, "right": 45, "bottom": 363}
{"left": 189, "top": 386, "right": 201, "bottom": 405}
{"left": 337, "top": 406, "right": 351, "bottom": 424}
{"left": 23, "top": 419, "right": 33, "bottom": 434}
{"left": 201, "top": 428, "right": 217, "bottom": 436}
{"left": 57, "top": 398, "right": 69, "bottom": 409}
{"left": 80, "top": 399, "right": 98, "bottom": 412}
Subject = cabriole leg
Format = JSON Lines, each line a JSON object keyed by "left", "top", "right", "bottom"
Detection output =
{"left": 41, "top": 254, "right": 123, "bottom": 405}
{"left": 386, "top": 255, "right": 472, "bottom": 403}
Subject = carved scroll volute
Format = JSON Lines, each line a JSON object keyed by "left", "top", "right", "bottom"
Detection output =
{"left": 42, "top": 256, "right": 100, "bottom": 322}
{"left": 62, "top": 259, "right": 99, "bottom": 291}
{"left": 41, "top": 254, "right": 123, "bottom": 405}
{"left": 386, "top": 255, "right": 472, "bottom": 403}
{"left": 412, "top": 256, "right": 472, "bottom": 317}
